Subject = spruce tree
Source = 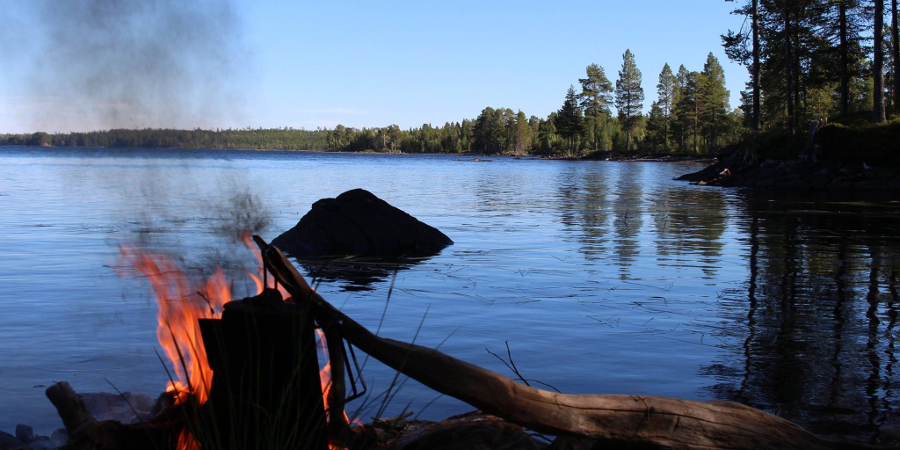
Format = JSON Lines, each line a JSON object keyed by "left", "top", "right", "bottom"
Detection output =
{"left": 615, "top": 49, "right": 644, "bottom": 152}
{"left": 554, "top": 86, "right": 585, "bottom": 154}
{"left": 656, "top": 63, "right": 677, "bottom": 153}
{"left": 700, "top": 53, "right": 729, "bottom": 152}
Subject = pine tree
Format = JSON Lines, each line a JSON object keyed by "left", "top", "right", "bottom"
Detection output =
{"left": 579, "top": 63, "right": 614, "bottom": 152}
{"left": 554, "top": 86, "right": 585, "bottom": 154}
{"left": 656, "top": 63, "right": 677, "bottom": 153}
{"left": 723, "top": 0, "right": 761, "bottom": 130}
{"left": 615, "top": 49, "right": 644, "bottom": 152}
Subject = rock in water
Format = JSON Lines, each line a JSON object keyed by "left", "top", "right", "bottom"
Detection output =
{"left": 272, "top": 189, "right": 453, "bottom": 258}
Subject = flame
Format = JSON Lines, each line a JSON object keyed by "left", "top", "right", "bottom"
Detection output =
{"left": 120, "top": 247, "right": 229, "bottom": 405}
{"left": 122, "top": 234, "right": 350, "bottom": 449}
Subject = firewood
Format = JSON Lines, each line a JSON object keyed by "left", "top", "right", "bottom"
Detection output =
{"left": 45, "top": 382, "right": 182, "bottom": 450}
{"left": 253, "top": 236, "right": 892, "bottom": 450}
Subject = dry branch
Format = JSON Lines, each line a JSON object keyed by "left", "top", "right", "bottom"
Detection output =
{"left": 46, "top": 382, "right": 182, "bottom": 450}
{"left": 254, "top": 236, "right": 890, "bottom": 450}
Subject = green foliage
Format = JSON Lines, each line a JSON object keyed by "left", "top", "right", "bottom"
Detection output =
{"left": 656, "top": 63, "right": 677, "bottom": 152}
{"left": 554, "top": 86, "right": 585, "bottom": 154}
{"left": 699, "top": 53, "right": 731, "bottom": 152}
{"left": 579, "top": 63, "right": 614, "bottom": 152}
{"left": 817, "top": 119, "right": 900, "bottom": 164}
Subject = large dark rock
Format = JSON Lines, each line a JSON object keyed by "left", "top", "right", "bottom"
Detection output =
{"left": 272, "top": 189, "right": 453, "bottom": 258}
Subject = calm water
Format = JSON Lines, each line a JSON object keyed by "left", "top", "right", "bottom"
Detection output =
{"left": 1, "top": 147, "right": 898, "bottom": 443}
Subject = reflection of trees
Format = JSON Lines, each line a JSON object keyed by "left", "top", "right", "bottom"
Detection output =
{"left": 707, "top": 194, "right": 900, "bottom": 442}
{"left": 650, "top": 187, "right": 727, "bottom": 278}
{"left": 555, "top": 166, "right": 612, "bottom": 261}
{"left": 554, "top": 164, "right": 650, "bottom": 278}
{"left": 611, "top": 164, "right": 643, "bottom": 278}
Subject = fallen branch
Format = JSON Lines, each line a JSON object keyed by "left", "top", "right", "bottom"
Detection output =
{"left": 46, "top": 382, "right": 183, "bottom": 450}
{"left": 254, "top": 236, "right": 890, "bottom": 450}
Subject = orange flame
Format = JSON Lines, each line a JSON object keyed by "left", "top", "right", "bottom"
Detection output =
{"left": 122, "top": 235, "right": 350, "bottom": 449}
{"left": 120, "top": 247, "right": 229, "bottom": 405}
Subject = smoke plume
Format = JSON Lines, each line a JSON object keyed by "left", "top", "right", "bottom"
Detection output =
{"left": 3, "top": 0, "right": 250, "bottom": 132}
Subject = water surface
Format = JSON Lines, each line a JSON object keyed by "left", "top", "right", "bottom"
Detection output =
{"left": 0, "top": 147, "right": 898, "bottom": 443}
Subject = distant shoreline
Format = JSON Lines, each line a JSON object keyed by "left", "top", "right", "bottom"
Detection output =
{"left": 0, "top": 144, "right": 715, "bottom": 162}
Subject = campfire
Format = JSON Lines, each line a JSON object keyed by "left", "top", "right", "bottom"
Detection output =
{"left": 42, "top": 237, "right": 888, "bottom": 450}
{"left": 118, "top": 236, "right": 360, "bottom": 450}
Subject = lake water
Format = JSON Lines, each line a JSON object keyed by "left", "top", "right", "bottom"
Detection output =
{"left": 1, "top": 147, "right": 898, "bottom": 443}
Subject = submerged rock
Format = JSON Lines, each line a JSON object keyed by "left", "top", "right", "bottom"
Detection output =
{"left": 272, "top": 189, "right": 453, "bottom": 258}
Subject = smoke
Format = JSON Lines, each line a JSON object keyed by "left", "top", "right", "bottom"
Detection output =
{"left": 3, "top": 0, "right": 251, "bottom": 132}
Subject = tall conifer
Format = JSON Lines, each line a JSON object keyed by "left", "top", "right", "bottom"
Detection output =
{"left": 615, "top": 49, "right": 645, "bottom": 152}
{"left": 657, "top": 63, "right": 677, "bottom": 153}
{"left": 579, "top": 63, "right": 614, "bottom": 151}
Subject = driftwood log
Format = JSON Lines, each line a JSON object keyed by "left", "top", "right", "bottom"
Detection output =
{"left": 254, "top": 236, "right": 889, "bottom": 450}
{"left": 45, "top": 382, "right": 183, "bottom": 450}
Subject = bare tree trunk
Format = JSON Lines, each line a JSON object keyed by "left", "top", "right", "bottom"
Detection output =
{"left": 785, "top": 3, "right": 796, "bottom": 133}
{"left": 794, "top": 16, "right": 803, "bottom": 124}
{"left": 893, "top": 0, "right": 900, "bottom": 112}
{"left": 626, "top": 127, "right": 631, "bottom": 153}
{"left": 693, "top": 106, "right": 699, "bottom": 154}
{"left": 839, "top": 1, "right": 850, "bottom": 114}
{"left": 753, "top": 0, "right": 761, "bottom": 130}
{"left": 875, "top": 0, "right": 887, "bottom": 123}
{"left": 664, "top": 114, "right": 669, "bottom": 152}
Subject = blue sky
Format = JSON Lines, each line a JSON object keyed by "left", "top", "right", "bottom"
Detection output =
{"left": 0, "top": 0, "right": 748, "bottom": 133}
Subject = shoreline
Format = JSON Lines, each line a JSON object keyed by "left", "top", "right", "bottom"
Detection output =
{"left": 0, "top": 144, "right": 716, "bottom": 163}
{"left": 678, "top": 145, "right": 900, "bottom": 191}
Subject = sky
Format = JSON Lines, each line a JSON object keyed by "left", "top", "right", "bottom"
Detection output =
{"left": 0, "top": 0, "right": 750, "bottom": 133}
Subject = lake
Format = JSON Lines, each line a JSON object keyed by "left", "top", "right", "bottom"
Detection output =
{"left": 0, "top": 147, "right": 898, "bottom": 443}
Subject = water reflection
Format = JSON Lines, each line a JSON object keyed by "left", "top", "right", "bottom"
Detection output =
{"left": 551, "top": 165, "right": 899, "bottom": 442}
{"left": 293, "top": 256, "right": 430, "bottom": 292}
{"left": 708, "top": 194, "right": 900, "bottom": 441}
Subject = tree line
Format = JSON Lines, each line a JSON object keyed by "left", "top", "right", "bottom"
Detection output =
{"left": 723, "top": 0, "right": 900, "bottom": 131}
{"left": 0, "top": 49, "right": 737, "bottom": 156}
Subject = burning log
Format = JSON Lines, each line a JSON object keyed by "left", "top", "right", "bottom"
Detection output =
{"left": 45, "top": 382, "right": 183, "bottom": 450}
{"left": 196, "top": 289, "right": 328, "bottom": 450}
{"left": 253, "top": 236, "right": 891, "bottom": 450}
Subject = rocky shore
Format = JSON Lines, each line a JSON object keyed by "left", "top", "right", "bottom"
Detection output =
{"left": 677, "top": 145, "right": 900, "bottom": 191}
{"left": 545, "top": 151, "right": 711, "bottom": 162}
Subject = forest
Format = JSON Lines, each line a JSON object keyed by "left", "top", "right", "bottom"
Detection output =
{"left": 0, "top": 51, "right": 742, "bottom": 156}
{"left": 2, "top": 0, "right": 899, "bottom": 158}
